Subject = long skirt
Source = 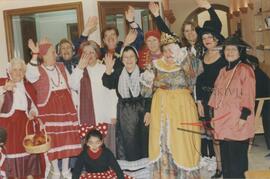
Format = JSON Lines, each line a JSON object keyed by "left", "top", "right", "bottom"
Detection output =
{"left": 38, "top": 89, "right": 81, "bottom": 161}
{"left": 0, "top": 110, "right": 41, "bottom": 178}
{"left": 152, "top": 121, "right": 200, "bottom": 179}
{"left": 149, "top": 89, "right": 200, "bottom": 178}
{"left": 116, "top": 98, "right": 149, "bottom": 170}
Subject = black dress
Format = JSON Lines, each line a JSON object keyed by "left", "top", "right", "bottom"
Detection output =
{"left": 196, "top": 56, "right": 226, "bottom": 119}
{"left": 102, "top": 66, "right": 151, "bottom": 170}
{"left": 72, "top": 147, "right": 124, "bottom": 179}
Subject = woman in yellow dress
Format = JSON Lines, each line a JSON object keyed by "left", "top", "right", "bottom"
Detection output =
{"left": 149, "top": 32, "right": 201, "bottom": 178}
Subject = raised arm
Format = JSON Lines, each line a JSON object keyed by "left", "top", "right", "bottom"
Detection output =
{"left": 125, "top": 6, "right": 144, "bottom": 50}
{"left": 69, "top": 53, "right": 90, "bottom": 91}
{"left": 102, "top": 53, "right": 120, "bottom": 89}
{"left": 196, "top": 0, "right": 222, "bottom": 31}
{"left": 73, "top": 16, "right": 99, "bottom": 53}
{"left": 25, "top": 39, "right": 41, "bottom": 83}
{"left": 149, "top": 2, "right": 172, "bottom": 35}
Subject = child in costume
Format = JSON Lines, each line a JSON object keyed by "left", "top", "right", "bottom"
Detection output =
{"left": 72, "top": 124, "right": 133, "bottom": 179}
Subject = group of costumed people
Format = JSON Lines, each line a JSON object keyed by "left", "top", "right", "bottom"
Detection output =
{"left": 1, "top": 0, "right": 268, "bottom": 179}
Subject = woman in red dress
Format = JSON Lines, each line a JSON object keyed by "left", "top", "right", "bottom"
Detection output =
{"left": 26, "top": 39, "right": 81, "bottom": 178}
{"left": 0, "top": 59, "right": 41, "bottom": 179}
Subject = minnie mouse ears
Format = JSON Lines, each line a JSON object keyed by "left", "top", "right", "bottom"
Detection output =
{"left": 79, "top": 123, "right": 108, "bottom": 138}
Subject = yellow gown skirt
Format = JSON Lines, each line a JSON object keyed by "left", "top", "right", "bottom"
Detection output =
{"left": 149, "top": 88, "right": 201, "bottom": 170}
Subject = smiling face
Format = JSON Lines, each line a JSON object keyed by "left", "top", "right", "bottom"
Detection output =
{"left": 145, "top": 36, "right": 160, "bottom": 54}
{"left": 103, "top": 29, "right": 118, "bottom": 50}
{"left": 122, "top": 49, "right": 137, "bottom": 72}
{"left": 60, "top": 42, "right": 73, "bottom": 61}
{"left": 224, "top": 45, "right": 240, "bottom": 62}
{"left": 87, "top": 136, "right": 103, "bottom": 152}
{"left": 10, "top": 62, "right": 25, "bottom": 82}
{"left": 82, "top": 45, "right": 98, "bottom": 66}
{"left": 183, "top": 24, "right": 198, "bottom": 45}
{"left": 202, "top": 33, "right": 218, "bottom": 50}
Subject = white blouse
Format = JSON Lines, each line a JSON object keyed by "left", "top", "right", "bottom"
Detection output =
{"left": 12, "top": 81, "right": 28, "bottom": 111}
{"left": 70, "top": 63, "right": 118, "bottom": 124}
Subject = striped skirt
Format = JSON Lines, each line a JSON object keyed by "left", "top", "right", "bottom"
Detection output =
{"left": 38, "top": 89, "right": 81, "bottom": 161}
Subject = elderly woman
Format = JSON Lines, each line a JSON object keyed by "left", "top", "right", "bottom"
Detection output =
{"left": 26, "top": 39, "right": 81, "bottom": 178}
{"left": 0, "top": 59, "right": 41, "bottom": 179}
{"left": 149, "top": 32, "right": 200, "bottom": 178}
{"left": 102, "top": 46, "right": 151, "bottom": 174}
{"left": 70, "top": 40, "right": 118, "bottom": 153}
{"left": 208, "top": 36, "right": 255, "bottom": 178}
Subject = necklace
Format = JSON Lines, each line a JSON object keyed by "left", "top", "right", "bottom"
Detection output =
{"left": 49, "top": 66, "right": 61, "bottom": 87}
{"left": 44, "top": 64, "right": 56, "bottom": 71}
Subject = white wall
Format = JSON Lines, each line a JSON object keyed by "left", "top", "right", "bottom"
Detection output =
{"left": 0, "top": 0, "right": 160, "bottom": 76}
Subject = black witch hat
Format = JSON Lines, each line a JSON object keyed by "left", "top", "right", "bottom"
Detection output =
{"left": 196, "top": 20, "right": 225, "bottom": 43}
{"left": 221, "top": 35, "right": 252, "bottom": 49}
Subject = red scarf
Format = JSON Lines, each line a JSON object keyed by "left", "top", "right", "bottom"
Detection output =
{"left": 87, "top": 148, "right": 103, "bottom": 160}
{"left": 80, "top": 69, "right": 96, "bottom": 125}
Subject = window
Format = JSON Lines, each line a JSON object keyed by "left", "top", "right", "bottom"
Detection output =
{"left": 98, "top": 1, "right": 159, "bottom": 42}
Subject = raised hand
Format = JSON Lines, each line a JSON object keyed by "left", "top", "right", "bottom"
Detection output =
{"left": 3, "top": 80, "right": 16, "bottom": 92}
{"left": 28, "top": 39, "right": 39, "bottom": 54}
{"left": 78, "top": 53, "right": 90, "bottom": 69}
{"left": 123, "top": 29, "right": 138, "bottom": 46}
{"left": 125, "top": 6, "right": 135, "bottom": 22}
{"left": 195, "top": 0, "right": 211, "bottom": 9}
{"left": 82, "top": 16, "right": 98, "bottom": 36}
{"left": 104, "top": 53, "right": 115, "bottom": 75}
{"left": 149, "top": 2, "right": 160, "bottom": 17}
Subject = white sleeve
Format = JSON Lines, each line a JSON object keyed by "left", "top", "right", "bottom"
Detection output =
{"left": 69, "top": 67, "right": 84, "bottom": 91}
{"left": 25, "top": 61, "right": 40, "bottom": 83}
{"left": 0, "top": 86, "right": 6, "bottom": 96}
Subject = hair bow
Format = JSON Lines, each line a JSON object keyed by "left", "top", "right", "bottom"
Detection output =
{"left": 79, "top": 123, "right": 109, "bottom": 138}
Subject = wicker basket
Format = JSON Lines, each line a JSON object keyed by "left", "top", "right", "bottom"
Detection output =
{"left": 23, "top": 118, "right": 51, "bottom": 154}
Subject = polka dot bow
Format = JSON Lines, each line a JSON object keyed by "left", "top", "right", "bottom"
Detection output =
{"left": 79, "top": 123, "right": 109, "bottom": 138}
